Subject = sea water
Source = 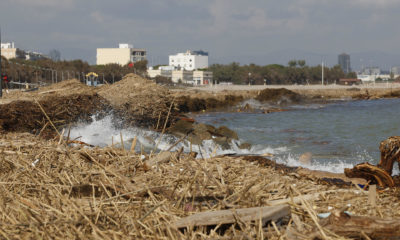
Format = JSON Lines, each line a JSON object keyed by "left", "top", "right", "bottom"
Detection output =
{"left": 67, "top": 98, "right": 400, "bottom": 174}
{"left": 194, "top": 98, "right": 400, "bottom": 173}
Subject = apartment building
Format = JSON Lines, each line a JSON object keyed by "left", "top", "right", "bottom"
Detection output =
{"left": 97, "top": 43, "right": 146, "bottom": 65}
{"left": 169, "top": 50, "right": 208, "bottom": 71}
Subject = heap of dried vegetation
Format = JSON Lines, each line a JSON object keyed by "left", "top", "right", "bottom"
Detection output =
{"left": 1, "top": 131, "right": 400, "bottom": 239}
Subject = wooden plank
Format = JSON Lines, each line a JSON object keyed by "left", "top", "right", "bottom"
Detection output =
{"left": 317, "top": 210, "right": 400, "bottom": 239}
{"left": 174, "top": 204, "right": 290, "bottom": 229}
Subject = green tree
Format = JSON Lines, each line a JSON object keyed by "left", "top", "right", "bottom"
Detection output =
{"left": 288, "top": 60, "right": 297, "bottom": 68}
{"left": 297, "top": 60, "right": 306, "bottom": 67}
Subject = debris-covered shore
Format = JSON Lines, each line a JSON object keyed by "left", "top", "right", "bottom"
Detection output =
{"left": 1, "top": 75, "right": 400, "bottom": 239}
{"left": 1, "top": 132, "right": 400, "bottom": 239}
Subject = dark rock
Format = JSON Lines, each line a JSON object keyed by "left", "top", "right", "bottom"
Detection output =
{"left": 192, "top": 123, "right": 213, "bottom": 141}
{"left": 187, "top": 134, "right": 203, "bottom": 145}
{"left": 239, "top": 142, "right": 252, "bottom": 150}
{"left": 167, "top": 120, "right": 194, "bottom": 137}
{"left": 216, "top": 126, "right": 238, "bottom": 140}
{"left": 214, "top": 137, "right": 231, "bottom": 150}
{"left": 255, "top": 88, "right": 302, "bottom": 104}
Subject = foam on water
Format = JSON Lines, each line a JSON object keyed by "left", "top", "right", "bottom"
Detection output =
{"left": 67, "top": 112, "right": 400, "bottom": 175}
{"left": 68, "top": 114, "right": 288, "bottom": 157}
{"left": 272, "top": 153, "right": 355, "bottom": 173}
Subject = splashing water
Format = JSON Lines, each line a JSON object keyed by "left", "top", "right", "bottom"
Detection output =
{"left": 67, "top": 114, "right": 287, "bottom": 158}
{"left": 68, "top": 98, "right": 400, "bottom": 174}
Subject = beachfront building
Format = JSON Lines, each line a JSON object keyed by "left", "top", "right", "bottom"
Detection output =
{"left": 1, "top": 42, "right": 48, "bottom": 60}
{"left": 96, "top": 43, "right": 146, "bottom": 65}
{"left": 169, "top": 50, "right": 208, "bottom": 71}
{"left": 193, "top": 70, "right": 213, "bottom": 85}
{"left": 147, "top": 66, "right": 213, "bottom": 85}
{"left": 338, "top": 53, "right": 351, "bottom": 74}
{"left": 171, "top": 70, "right": 193, "bottom": 83}
{"left": 1, "top": 42, "right": 18, "bottom": 59}
{"left": 147, "top": 68, "right": 173, "bottom": 79}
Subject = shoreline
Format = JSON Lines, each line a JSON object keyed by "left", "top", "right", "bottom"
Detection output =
{"left": 1, "top": 76, "right": 400, "bottom": 238}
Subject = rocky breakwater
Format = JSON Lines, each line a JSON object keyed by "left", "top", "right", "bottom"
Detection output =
{"left": 167, "top": 119, "right": 251, "bottom": 150}
{"left": 255, "top": 88, "right": 303, "bottom": 104}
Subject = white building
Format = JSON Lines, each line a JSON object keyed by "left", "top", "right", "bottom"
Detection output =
{"left": 147, "top": 68, "right": 213, "bottom": 85}
{"left": 1, "top": 42, "right": 15, "bottom": 49}
{"left": 169, "top": 50, "right": 208, "bottom": 71}
{"left": 1, "top": 42, "right": 47, "bottom": 60}
{"left": 97, "top": 43, "right": 146, "bottom": 65}
{"left": 1, "top": 42, "right": 21, "bottom": 59}
{"left": 357, "top": 74, "right": 393, "bottom": 83}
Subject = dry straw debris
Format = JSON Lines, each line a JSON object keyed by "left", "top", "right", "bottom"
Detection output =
{"left": 1, "top": 132, "right": 400, "bottom": 239}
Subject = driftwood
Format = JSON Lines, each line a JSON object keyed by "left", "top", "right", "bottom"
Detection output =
{"left": 315, "top": 210, "right": 400, "bottom": 239}
{"left": 344, "top": 162, "right": 394, "bottom": 188}
{"left": 174, "top": 205, "right": 290, "bottom": 229}
{"left": 344, "top": 136, "right": 400, "bottom": 188}
{"left": 378, "top": 136, "right": 400, "bottom": 175}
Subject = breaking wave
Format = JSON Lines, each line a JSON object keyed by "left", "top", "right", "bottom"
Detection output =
{"left": 65, "top": 114, "right": 374, "bottom": 174}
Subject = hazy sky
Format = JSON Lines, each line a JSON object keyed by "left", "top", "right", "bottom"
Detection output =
{"left": 1, "top": 0, "right": 400, "bottom": 68}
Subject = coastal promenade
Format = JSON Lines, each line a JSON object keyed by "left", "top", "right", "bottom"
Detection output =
{"left": 187, "top": 82, "right": 400, "bottom": 92}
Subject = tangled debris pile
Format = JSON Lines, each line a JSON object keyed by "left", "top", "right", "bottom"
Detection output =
{"left": 98, "top": 73, "right": 178, "bottom": 128}
{"left": 1, "top": 132, "right": 400, "bottom": 239}
{"left": 0, "top": 94, "right": 108, "bottom": 137}
{"left": 2, "top": 79, "right": 96, "bottom": 101}
{"left": 0, "top": 75, "right": 180, "bottom": 134}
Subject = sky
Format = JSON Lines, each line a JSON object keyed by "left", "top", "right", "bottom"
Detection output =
{"left": 1, "top": 0, "right": 400, "bottom": 69}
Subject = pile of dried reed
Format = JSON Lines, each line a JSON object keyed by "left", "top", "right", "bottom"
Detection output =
{"left": 1, "top": 132, "right": 400, "bottom": 239}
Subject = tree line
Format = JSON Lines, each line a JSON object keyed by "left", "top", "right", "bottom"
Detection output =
{"left": 208, "top": 60, "right": 357, "bottom": 85}
{"left": 0, "top": 56, "right": 147, "bottom": 87}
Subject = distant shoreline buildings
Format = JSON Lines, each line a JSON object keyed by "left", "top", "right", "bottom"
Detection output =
{"left": 337, "top": 52, "right": 400, "bottom": 83}
{"left": 169, "top": 50, "right": 208, "bottom": 71}
{"left": 338, "top": 53, "right": 351, "bottom": 74}
{"left": 148, "top": 50, "right": 213, "bottom": 85}
{"left": 1, "top": 42, "right": 48, "bottom": 61}
{"left": 96, "top": 43, "right": 146, "bottom": 65}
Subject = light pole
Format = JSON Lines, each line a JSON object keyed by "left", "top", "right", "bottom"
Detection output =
{"left": 248, "top": 72, "right": 251, "bottom": 86}
{"left": 321, "top": 61, "right": 324, "bottom": 85}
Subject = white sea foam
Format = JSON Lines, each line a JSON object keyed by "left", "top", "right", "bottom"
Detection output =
{"left": 273, "top": 153, "right": 355, "bottom": 173}
{"left": 67, "top": 114, "right": 387, "bottom": 174}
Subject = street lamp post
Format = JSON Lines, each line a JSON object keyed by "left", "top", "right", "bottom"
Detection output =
{"left": 248, "top": 72, "right": 251, "bottom": 86}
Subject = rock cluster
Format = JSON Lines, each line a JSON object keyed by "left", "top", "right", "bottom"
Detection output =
{"left": 167, "top": 119, "right": 247, "bottom": 150}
